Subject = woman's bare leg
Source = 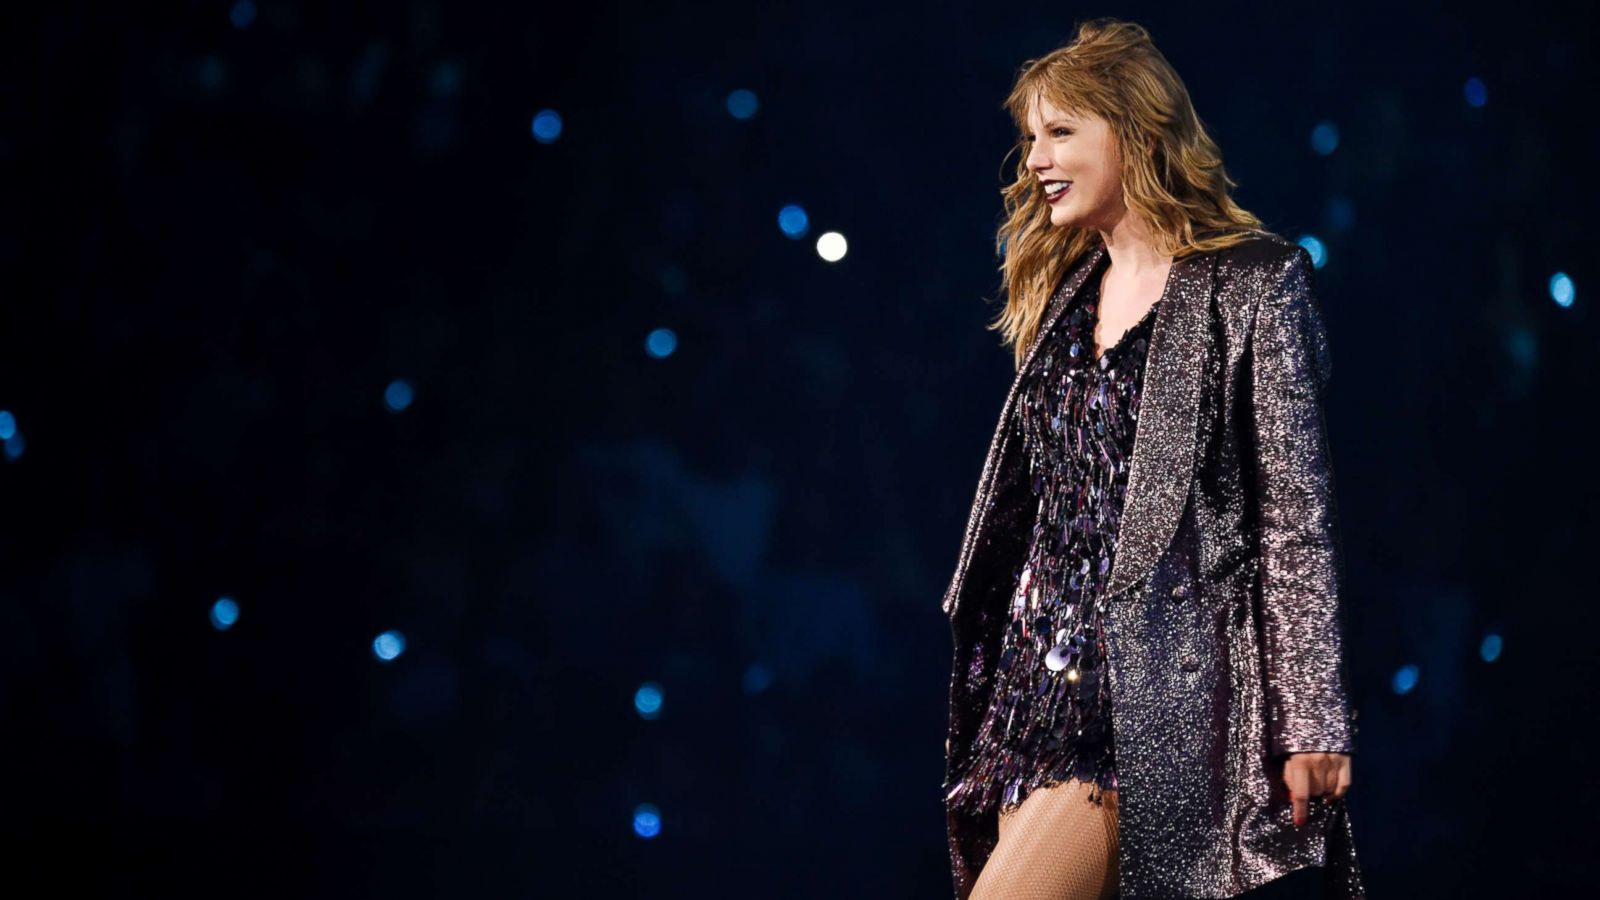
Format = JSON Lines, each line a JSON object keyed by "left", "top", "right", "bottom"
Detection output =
{"left": 968, "top": 779, "right": 1120, "bottom": 900}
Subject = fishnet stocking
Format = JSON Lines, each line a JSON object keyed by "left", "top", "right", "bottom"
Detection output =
{"left": 969, "top": 777, "right": 1120, "bottom": 900}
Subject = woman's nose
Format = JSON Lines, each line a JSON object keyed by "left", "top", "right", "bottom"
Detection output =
{"left": 1025, "top": 143, "right": 1051, "bottom": 172}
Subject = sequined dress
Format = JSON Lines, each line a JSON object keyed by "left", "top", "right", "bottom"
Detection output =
{"left": 944, "top": 269, "right": 1162, "bottom": 817}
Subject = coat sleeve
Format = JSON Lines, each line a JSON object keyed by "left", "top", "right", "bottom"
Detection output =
{"left": 1247, "top": 245, "right": 1356, "bottom": 758}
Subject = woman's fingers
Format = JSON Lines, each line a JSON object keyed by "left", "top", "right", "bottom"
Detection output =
{"left": 1316, "top": 755, "right": 1350, "bottom": 803}
{"left": 1333, "top": 756, "right": 1352, "bottom": 800}
{"left": 1284, "top": 753, "right": 1355, "bottom": 823}
{"left": 1284, "top": 752, "right": 1356, "bottom": 822}
{"left": 1289, "top": 754, "right": 1354, "bottom": 809}
{"left": 1282, "top": 757, "right": 1311, "bottom": 826}
{"left": 1315, "top": 756, "right": 1334, "bottom": 804}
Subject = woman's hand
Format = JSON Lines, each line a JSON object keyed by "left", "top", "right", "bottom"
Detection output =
{"left": 1281, "top": 751, "right": 1351, "bottom": 826}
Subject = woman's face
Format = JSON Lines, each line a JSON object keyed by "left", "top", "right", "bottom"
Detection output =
{"left": 1023, "top": 96, "right": 1126, "bottom": 232}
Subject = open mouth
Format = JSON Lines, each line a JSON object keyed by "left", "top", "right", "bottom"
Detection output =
{"left": 1046, "top": 181, "right": 1072, "bottom": 202}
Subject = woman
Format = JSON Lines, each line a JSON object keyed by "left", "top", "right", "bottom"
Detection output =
{"left": 940, "top": 18, "right": 1364, "bottom": 900}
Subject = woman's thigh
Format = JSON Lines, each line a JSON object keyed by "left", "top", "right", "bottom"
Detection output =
{"left": 970, "top": 778, "right": 1120, "bottom": 900}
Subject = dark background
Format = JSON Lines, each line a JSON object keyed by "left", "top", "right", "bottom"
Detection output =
{"left": 4, "top": 1, "right": 1596, "bottom": 896}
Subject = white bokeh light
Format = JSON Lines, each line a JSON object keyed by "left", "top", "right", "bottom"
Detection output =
{"left": 815, "top": 231, "right": 848, "bottom": 262}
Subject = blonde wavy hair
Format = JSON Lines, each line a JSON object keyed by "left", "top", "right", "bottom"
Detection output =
{"left": 992, "top": 17, "right": 1269, "bottom": 369}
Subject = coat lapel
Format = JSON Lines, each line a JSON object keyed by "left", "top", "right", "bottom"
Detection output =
{"left": 1102, "top": 249, "right": 1218, "bottom": 601}
{"left": 941, "top": 242, "right": 1108, "bottom": 617}
{"left": 941, "top": 242, "right": 1219, "bottom": 618}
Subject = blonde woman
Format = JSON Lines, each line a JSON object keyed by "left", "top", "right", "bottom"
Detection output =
{"left": 940, "top": 18, "right": 1364, "bottom": 900}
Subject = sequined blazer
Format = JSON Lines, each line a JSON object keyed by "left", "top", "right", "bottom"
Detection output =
{"left": 941, "top": 232, "right": 1363, "bottom": 899}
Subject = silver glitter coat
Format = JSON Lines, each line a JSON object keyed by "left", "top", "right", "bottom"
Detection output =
{"left": 941, "top": 232, "right": 1363, "bottom": 898}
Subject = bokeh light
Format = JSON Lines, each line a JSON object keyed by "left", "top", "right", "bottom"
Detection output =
{"left": 1480, "top": 633, "right": 1503, "bottom": 663}
{"left": 1549, "top": 272, "right": 1575, "bottom": 308}
{"left": 1296, "top": 234, "right": 1328, "bottom": 269}
{"left": 210, "top": 596, "right": 240, "bottom": 631}
{"left": 1310, "top": 121, "right": 1339, "bottom": 155}
{"left": 531, "top": 109, "right": 563, "bottom": 144}
{"left": 229, "top": 0, "right": 256, "bottom": 30}
{"left": 816, "top": 231, "right": 848, "bottom": 262}
{"left": 384, "top": 379, "right": 414, "bottom": 412}
{"left": 634, "top": 681, "right": 663, "bottom": 719}
{"left": 742, "top": 662, "right": 774, "bottom": 695}
{"left": 633, "top": 803, "right": 662, "bottom": 839}
{"left": 778, "top": 204, "right": 809, "bottom": 239}
{"left": 645, "top": 327, "right": 678, "bottom": 359}
{"left": 1391, "top": 663, "right": 1420, "bottom": 695}
{"left": 726, "top": 89, "right": 759, "bottom": 119}
{"left": 373, "top": 630, "right": 407, "bottom": 662}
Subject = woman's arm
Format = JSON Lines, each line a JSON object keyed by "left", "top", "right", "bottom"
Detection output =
{"left": 1247, "top": 244, "right": 1357, "bottom": 760}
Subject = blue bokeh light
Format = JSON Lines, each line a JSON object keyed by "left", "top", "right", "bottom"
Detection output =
{"left": 531, "top": 109, "right": 563, "bottom": 144}
{"left": 633, "top": 803, "right": 662, "bottom": 839}
{"left": 384, "top": 379, "right": 414, "bottom": 412}
{"left": 3, "top": 430, "right": 25, "bottom": 462}
{"left": 210, "top": 596, "right": 240, "bottom": 631}
{"left": 430, "top": 62, "right": 462, "bottom": 98}
{"left": 1296, "top": 234, "right": 1328, "bottom": 269}
{"left": 1310, "top": 121, "right": 1339, "bottom": 156}
{"left": 726, "top": 89, "right": 759, "bottom": 120}
{"left": 373, "top": 630, "right": 408, "bottom": 662}
{"left": 1480, "top": 633, "right": 1503, "bottom": 663}
{"left": 230, "top": 0, "right": 257, "bottom": 30}
{"left": 1549, "top": 272, "right": 1575, "bottom": 308}
{"left": 0, "top": 410, "right": 15, "bottom": 440}
{"left": 645, "top": 327, "right": 678, "bottom": 359}
{"left": 777, "top": 205, "right": 810, "bottom": 239}
{"left": 1464, "top": 76, "right": 1488, "bottom": 108}
{"left": 742, "top": 662, "right": 774, "bottom": 695}
{"left": 634, "top": 681, "right": 663, "bottom": 718}
{"left": 1504, "top": 326, "right": 1537, "bottom": 371}
{"left": 1391, "top": 663, "right": 1420, "bottom": 695}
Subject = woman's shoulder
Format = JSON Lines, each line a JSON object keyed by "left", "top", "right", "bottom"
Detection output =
{"left": 1198, "top": 230, "right": 1311, "bottom": 306}
{"left": 1201, "top": 228, "right": 1304, "bottom": 270}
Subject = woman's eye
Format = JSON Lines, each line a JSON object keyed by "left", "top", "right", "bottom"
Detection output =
{"left": 1052, "top": 127, "right": 1072, "bottom": 137}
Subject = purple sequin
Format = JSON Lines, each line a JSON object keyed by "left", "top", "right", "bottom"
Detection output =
{"left": 944, "top": 274, "right": 1159, "bottom": 816}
